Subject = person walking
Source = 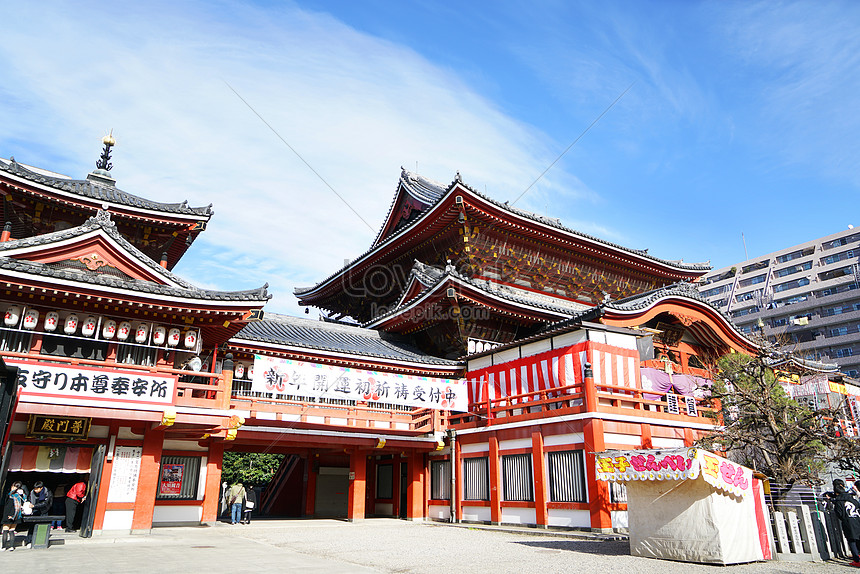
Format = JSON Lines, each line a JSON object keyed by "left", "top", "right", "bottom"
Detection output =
{"left": 2, "top": 481, "right": 25, "bottom": 551}
{"left": 833, "top": 479, "right": 860, "bottom": 567}
{"left": 242, "top": 483, "right": 257, "bottom": 525}
{"left": 64, "top": 480, "right": 87, "bottom": 532}
{"left": 226, "top": 481, "right": 246, "bottom": 525}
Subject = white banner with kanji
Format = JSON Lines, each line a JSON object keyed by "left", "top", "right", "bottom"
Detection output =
{"left": 9, "top": 359, "right": 176, "bottom": 406}
{"left": 250, "top": 355, "right": 466, "bottom": 411}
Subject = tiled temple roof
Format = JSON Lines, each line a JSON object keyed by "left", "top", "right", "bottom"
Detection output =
{"left": 0, "top": 157, "right": 212, "bottom": 217}
{"left": 232, "top": 312, "right": 461, "bottom": 366}
{"left": 0, "top": 211, "right": 268, "bottom": 303}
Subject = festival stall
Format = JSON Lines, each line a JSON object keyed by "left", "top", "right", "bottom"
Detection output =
{"left": 596, "top": 448, "right": 773, "bottom": 564}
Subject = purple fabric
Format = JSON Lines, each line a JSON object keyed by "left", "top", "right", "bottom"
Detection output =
{"left": 641, "top": 367, "right": 696, "bottom": 400}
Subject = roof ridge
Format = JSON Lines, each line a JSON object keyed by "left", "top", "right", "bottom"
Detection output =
{"left": 0, "top": 157, "right": 213, "bottom": 217}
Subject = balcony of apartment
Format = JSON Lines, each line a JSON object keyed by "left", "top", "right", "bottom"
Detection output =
{"left": 448, "top": 366, "right": 718, "bottom": 430}
{"left": 228, "top": 377, "right": 444, "bottom": 436}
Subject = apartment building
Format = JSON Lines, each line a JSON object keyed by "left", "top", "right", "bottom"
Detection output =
{"left": 697, "top": 228, "right": 860, "bottom": 377}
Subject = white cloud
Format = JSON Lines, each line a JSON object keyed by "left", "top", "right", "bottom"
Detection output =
{"left": 0, "top": 1, "right": 573, "bottom": 316}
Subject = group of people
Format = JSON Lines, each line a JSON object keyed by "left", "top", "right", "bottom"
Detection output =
{"left": 224, "top": 481, "right": 257, "bottom": 525}
{"left": 1, "top": 479, "right": 87, "bottom": 551}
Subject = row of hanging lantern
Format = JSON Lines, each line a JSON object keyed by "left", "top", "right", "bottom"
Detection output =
{"left": 3, "top": 305, "right": 198, "bottom": 349}
{"left": 233, "top": 362, "right": 253, "bottom": 380}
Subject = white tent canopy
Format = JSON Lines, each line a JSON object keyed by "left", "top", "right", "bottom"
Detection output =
{"left": 596, "top": 447, "right": 770, "bottom": 565}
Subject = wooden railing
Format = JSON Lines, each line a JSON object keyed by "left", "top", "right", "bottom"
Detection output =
{"left": 0, "top": 350, "right": 230, "bottom": 410}
{"left": 448, "top": 378, "right": 720, "bottom": 429}
{"left": 229, "top": 393, "right": 441, "bottom": 434}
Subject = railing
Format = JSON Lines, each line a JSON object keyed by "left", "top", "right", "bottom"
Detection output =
{"left": 229, "top": 393, "right": 441, "bottom": 434}
{"left": 448, "top": 378, "right": 719, "bottom": 429}
{"left": 0, "top": 349, "right": 229, "bottom": 410}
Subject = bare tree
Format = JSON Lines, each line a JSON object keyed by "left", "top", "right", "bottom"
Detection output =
{"left": 698, "top": 351, "right": 844, "bottom": 486}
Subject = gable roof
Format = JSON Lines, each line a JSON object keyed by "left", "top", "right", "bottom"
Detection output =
{"left": 0, "top": 157, "right": 212, "bottom": 220}
{"left": 0, "top": 210, "right": 269, "bottom": 305}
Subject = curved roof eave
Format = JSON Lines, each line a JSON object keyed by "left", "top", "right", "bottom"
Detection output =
{"left": 0, "top": 158, "right": 212, "bottom": 220}
{"left": 296, "top": 171, "right": 711, "bottom": 301}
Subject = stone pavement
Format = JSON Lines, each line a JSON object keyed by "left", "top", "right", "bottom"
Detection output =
{"left": 0, "top": 519, "right": 854, "bottom": 574}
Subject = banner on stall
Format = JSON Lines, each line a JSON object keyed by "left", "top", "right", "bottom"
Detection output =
{"left": 595, "top": 447, "right": 752, "bottom": 498}
{"left": 251, "top": 355, "right": 466, "bottom": 411}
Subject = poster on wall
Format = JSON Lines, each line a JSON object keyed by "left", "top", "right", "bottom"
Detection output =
{"left": 159, "top": 463, "right": 185, "bottom": 495}
{"left": 107, "top": 446, "right": 143, "bottom": 503}
{"left": 251, "top": 355, "right": 467, "bottom": 411}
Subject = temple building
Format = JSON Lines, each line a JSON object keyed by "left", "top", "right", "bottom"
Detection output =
{"left": 1, "top": 145, "right": 848, "bottom": 536}
{"left": 296, "top": 169, "right": 710, "bottom": 358}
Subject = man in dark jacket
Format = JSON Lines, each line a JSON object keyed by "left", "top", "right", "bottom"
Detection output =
{"left": 833, "top": 479, "right": 860, "bottom": 567}
{"left": 24, "top": 481, "right": 53, "bottom": 547}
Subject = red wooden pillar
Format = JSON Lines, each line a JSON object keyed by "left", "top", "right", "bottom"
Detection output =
{"left": 640, "top": 423, "right": 653, "bottom": 449}
{"left": 201, "top": 440, "right": 224, "bottom": 524}
{"left": 131, "top": 426, "right": 165, "bottom": 532}
{"left": 489, "top": 434, "right": 501, "bottom": 524}
{"left": 683, "top": 427, "right": 695, "bottom": 447}
{"left": 347, "top": 448, "right": 367, "bottom": 521}
{"left": 406, "top": 451, "right": 425, "bottom": 521}
{"left": 584, "top": 418, "right": 612, "bottom": 533}
{"left": 531, "top": 431, "right": 548, "bottom": 527}
{"left": 453, "top": 436, "right": 462, "bottom": 522}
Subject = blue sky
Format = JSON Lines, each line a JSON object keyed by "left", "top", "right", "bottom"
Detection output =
{"left": 0, "top": 1, "right": 857, "bottom": 316}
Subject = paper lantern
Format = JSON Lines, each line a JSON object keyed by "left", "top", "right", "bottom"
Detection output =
{"left": 117, "top": 321, "right": 132, "bottom": 341}
{"left": 102, "top": 319, "right": 117, "bottom": 340}
{"left": 234, "top": 363, "right": 245, "bottom": 379}
{"left": 135, "top": 323, "right": 149, "bottom": 344}
{"left": 167, "top": 328, "right": 181, "bottom": 346}
{"left": 184, "top": 329, "right": 198, "bottom": 349}
{"left": 44, "top": 311, "right": 59, "bottom": 332}
{"left": 153, "top": 325, "right": 166, "bottom": 345}
{"left": 4, "top": 305, "right": 20, "bottom": 327}
{"left": 64, "top": 314, "right": 79, "bottom": 335}
{"left": 248, "top": 363, "right": 254, "bottom": 379}
{"left": 22, "top": 309, "right": 39, "bottom": 330}
{"left": 81, "top": 316, "right": 97, "bottom": 337}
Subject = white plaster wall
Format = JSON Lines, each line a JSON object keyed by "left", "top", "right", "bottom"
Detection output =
{"left": 102, "top": 510, "right": 134, "bottom": 530}
{"left": 118, "top": 428, "right": 144, "bottom": 440}
{"left": 499, "top": 438, "right": 532, "bottom": 451}
{"left": 461, "top": 442, "right": 489, "bottom": 454}
{"left": 547, "top": 509, "right": 591, "bottom": 528}
{"left": 552, "top": 330, "right": 587, "bottom": 348}
{"left": 652, "top": 437, "right": 685, "bottom": 448}
{"left": 603, "top": 433, "right": 642, "bottom": 446}
{"left": 493, "top": 347, "right": 521, "bottom": 364}
{"left": 544, "top": 433, "right": 584, "bottom": 447}
{"left": 468, "top": 355, "right": 493, "bottom": 371}
{"left": 163, "top": 439, "right": 206, "bottom": 452}
{"left": 611, "top": 510, "right": 629, "bottom": 529}
{"left": 89, "top": 424, "right": 110, "bottom": 438}
{"left": 501, "top": 507, "right": 536, "bottom": 525}
{"left": 153, "top": 505, "right": 203, "bottom": 524}
{"left": 461, "top": 506, "right": 492, "bottom": 522}
{"left": 605, "top": 332, "right": 638, "bottom": 350}
{"left": 254, "top": 412, "right": 277, "bottom": 420}
{"left": 428, "top": 505, "right": 451, "bottom": 521}
{"left": 588, "top": 331, "right": 607, "bottom": 344}
{"left": 520, "top": 339, "right": 552, "bottom": 358}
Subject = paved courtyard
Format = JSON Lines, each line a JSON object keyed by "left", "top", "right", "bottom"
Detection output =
{"left": 0, "top": 519, "right": 853, "bottom": 573}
